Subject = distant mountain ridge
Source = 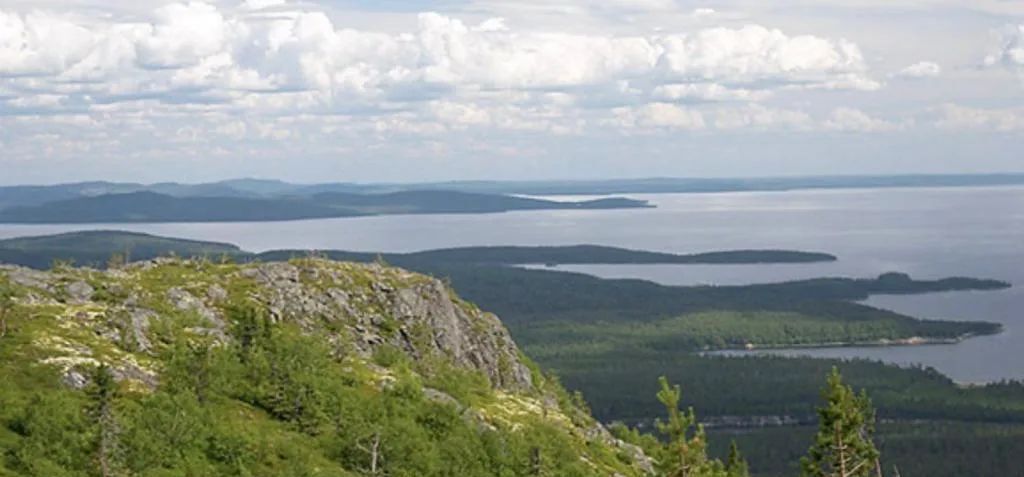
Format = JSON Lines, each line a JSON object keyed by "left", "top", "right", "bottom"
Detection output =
{"left": 2, "top": 173, "right": 1023, "bottom": 210}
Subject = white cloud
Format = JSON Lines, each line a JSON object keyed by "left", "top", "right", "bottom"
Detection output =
{"left": 612, "top": 102, "right": 706, "bottom": 131}
{"left": 691, "top": 8, "right": 717, "bottom": 18}
{"left": 824, "top": 107, "right": 901, "bottom": 132}
{"left": 713, "top": 104, "right": 812, "bottom": 130}
{"left": 136, "top": 2, "right": 239, "bottom": 69}
{"left": 0, "top": 10, "right": 102, "bottom": 76}
{"left": 896, "top": 61, "right": 941, "bottom": 78}
{"left": 934, "top": 104, "right": 1024, "bottom": 132}
{"left": 657, "top": 25, "right": 870, "bottom": 87}
{"left": 0, "top": 3, "right": 877, "bottom": 109}
{"left": 652, "top": 83, "right": 772, "bottom": 102}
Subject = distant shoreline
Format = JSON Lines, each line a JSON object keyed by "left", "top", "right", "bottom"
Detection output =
{"left": 702, "top": 330, "right": 997, "bottom": 355}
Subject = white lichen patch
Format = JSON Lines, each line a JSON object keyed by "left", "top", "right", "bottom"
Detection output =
{"left": 481, "top": 391, "right": 573, "bottom": 431}
{"left": 40, "top": 355, "right": 102, "bottom": 370}
{"left": 34, "top": 335, "right": 94, "bottom": 358}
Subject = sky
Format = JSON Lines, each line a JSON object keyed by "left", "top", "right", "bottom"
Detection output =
{"left": 0, "top": 0, "right": 1022, "bottom": 184}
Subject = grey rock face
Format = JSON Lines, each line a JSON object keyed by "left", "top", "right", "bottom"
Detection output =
{"left": 61, "top": 370, "right": 89, "bottom": 390}
{"left": 206, "top": 284, "right": 228, "bottom": 303}
{"left": 128, "top": 309, "right": 155, "bottom": 352}
{"left": 245, "top": 261, "right": 535, "bottom": 392}
{"left": 3, "top": 266, "right": 53, "bottom": 291}
{"left": 388, "top": 280, "right": 534, "bottom": 391}
{"left": 168, "top": 287, "right": 225, "bottom": 330}
{"left": 65, "top": 281, "right": 95, "bottom": 303}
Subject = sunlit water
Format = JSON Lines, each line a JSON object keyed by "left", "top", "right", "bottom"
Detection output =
{"left": 1, "top": 186, "right": 1022, "bottom": 382}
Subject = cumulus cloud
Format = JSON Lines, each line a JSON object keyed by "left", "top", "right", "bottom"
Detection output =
{"left": 0, "top": 3, "right": 877, "bottom": 110}
{"left": 0, "top": 0, "right": 903, "bottom": 173}
{"left": 0, "top": 10, "right": 105, "bottom": 77}
{"left": 896, "top": 61, "right": 941, "bottom": 78}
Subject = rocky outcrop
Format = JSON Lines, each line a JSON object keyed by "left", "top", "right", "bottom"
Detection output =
{"left": 243, "top": 261, "right": 535, "bottom": 391}
{"left": 3, "top": 259, "right": 534, "bottom": 392}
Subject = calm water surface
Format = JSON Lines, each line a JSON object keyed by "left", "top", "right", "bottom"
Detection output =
{"left": 1, "top": 186, "right": 1021, "bottom": 382}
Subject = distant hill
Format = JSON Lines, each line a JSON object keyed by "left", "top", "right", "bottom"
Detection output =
{"left": 0, "top": 231, "right": 834, "bottom": 269}
{"left": 0, "top": 191, "right": 359, "bottom": 224}
{"left": 271, "top": 245, "right": 838, "bottom": 265}
{"left": 0, "top": 231, "right": 241, "bottom": 268}
{"left": 4, "top": 173, "right": 1023, "bottom": 211}
{"left": 0, "top": 190, "right": 649, "bottom": 224}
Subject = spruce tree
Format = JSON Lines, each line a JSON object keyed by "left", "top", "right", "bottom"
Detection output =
{"left": 87, "top": 365, "right": 125, "bottom": 477}
{"left": 725, "top": 441, "right": 750, "bottom": 477}
{"left": 655, "top": 376, "right": 730, "bottom": 477}
{"left": 801, "top": 367, "right": 882, "bottom": 477}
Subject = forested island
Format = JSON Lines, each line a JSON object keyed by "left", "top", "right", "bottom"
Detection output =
{"left": 0, "top": 190, "right": 649, "bottom": 224}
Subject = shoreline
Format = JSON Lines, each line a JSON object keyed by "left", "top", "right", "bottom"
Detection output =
{"left": 700, "top": 330, "right": 997, "bottom": 355}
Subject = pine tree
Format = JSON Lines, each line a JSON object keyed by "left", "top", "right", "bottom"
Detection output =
{"left": 725, "top": 441, "right": 750, "bottom": 477}
{"left": 655, "top": 376, "right": 729, "bottom": 477}
{"left": 801, "top": 367, "right": 882, "bottom": 477}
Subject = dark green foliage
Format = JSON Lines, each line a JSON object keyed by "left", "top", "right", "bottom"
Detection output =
{"left": 421, "top": 265, "right": 1003, "bottom": 334}
{"left": 550, "top": 352, "right": 1024, "bottom": 424}
{"left": 725, "top": 441, "right": 749, "bottom": 477}
{"left": 801, "top": 369, "right": 880, "bottom": 477}
{"left": 654, "top": 377, "right": 726, "bottom": 477}
{"left": 712, "top": 420, "right": 1024, "bottom": 477}
{"left": 86, "top": 365, "right": 126, "bottom": 477}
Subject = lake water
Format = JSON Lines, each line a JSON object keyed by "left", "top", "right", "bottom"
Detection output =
{"left": 1, "top": 186, "right": 1022, "bottom": 383}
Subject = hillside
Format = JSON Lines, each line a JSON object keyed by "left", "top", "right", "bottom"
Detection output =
{"left": 0, "top": 259, "right": 653, "bottom": 476}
